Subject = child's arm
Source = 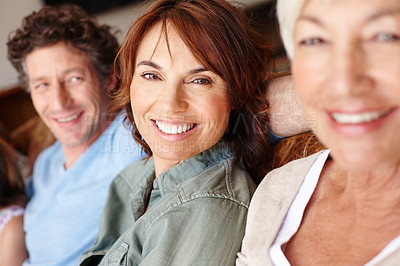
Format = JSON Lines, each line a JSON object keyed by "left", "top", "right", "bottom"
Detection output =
{"left": 0, "top": 216, "right": 28, "bottom": 266}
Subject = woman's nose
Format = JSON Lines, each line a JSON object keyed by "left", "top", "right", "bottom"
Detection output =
{"left": 329, "top": 43, "right": 374, "bottom": 97}
{"left": 161, "top": 81, "right": 189, "bottom": 114}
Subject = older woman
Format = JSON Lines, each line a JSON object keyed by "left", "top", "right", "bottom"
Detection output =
{"left": 238, "top": 0, "right": 400, "bottom": 265}
{"left": 79, "top": 0, "right": 274, "bottom": 265}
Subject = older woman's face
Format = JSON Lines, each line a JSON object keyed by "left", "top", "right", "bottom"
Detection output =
{"left": 292, "top": 0, "right": 400, "bottom": 171}
{"left": 130, "top": 23, "right": 231, "bottom": 173}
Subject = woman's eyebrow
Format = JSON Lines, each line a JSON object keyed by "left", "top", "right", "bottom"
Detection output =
{"left": 297, "top": 15, "right": 323, "bottom": 27}
{"left": 137, "top": 60, "right": 161, "bottom": 69}
{"left": 298, "top": 9, "right": 400, "bottom": 28}
{"left": 188, "top": 68, "right": 208, "bottom": 75}
{"left": 137, "top": 60, "right": 209, "bottom": 75}
{"left": 367, "top": 8, "right": 400, "bottom": 22}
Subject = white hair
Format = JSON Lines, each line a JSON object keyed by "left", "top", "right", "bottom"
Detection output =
{"left": 277, "top": 0, "right": 306, "bottom": 59}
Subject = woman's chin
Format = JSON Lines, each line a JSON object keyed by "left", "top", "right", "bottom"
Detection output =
{"left": 330, "top": 146, "right": 390, "bottom": 174}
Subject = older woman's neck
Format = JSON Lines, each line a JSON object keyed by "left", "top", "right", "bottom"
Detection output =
{"left": 328, "top": 159, "right": 400, "bottom": 215}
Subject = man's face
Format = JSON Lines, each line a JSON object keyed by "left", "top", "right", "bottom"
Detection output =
{"left": 26, "top": 42, "right": 110, "bottom": 150}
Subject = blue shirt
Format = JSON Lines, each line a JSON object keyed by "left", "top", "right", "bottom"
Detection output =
{"left": 23, "top": 114, "right": 144, "bottom": 266}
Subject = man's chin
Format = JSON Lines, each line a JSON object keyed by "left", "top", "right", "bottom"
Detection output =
{"left": 57, "top": 136, "right": 90, "bottom": 149}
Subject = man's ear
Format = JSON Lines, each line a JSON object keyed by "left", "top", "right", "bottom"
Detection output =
{"left": 105, "top": 74, "right": 117, "bottom": 94}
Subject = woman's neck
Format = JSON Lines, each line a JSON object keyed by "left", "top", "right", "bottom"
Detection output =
{"left": 324, "top": 159, "right": 400, "bottom": 217}
{"left": 153, "top": 156, "right": 182, "bottom": 177}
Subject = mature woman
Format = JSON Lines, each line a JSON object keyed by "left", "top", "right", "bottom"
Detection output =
{"left": 237, "top": 0, "right": 400, "bottom": 265}
{"left": 79, "top": 0, "right": 273, "bottom": 265}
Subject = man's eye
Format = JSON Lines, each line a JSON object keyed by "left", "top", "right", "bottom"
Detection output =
{"left": 193, "top": 78, "right": 211, "bottom": 85}
{"left": 65, "top": 76, "right": 83, "bottom": 86}
{"left": 70, "top": 76, "right": 82, "bottom": 83}
{"left": 142, "top": 73, "right": 160, "bottom": 80}
{"left": 33, "top": 83, "right": 48, "bottom": 90}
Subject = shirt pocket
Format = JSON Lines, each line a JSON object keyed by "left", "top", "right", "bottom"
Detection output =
{"left": 105, "top": 242, "right": 129, "bottom": 266}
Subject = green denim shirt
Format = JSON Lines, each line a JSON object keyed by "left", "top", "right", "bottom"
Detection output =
{"left": 79, "top": 141, "right": 256, "bottom": 266}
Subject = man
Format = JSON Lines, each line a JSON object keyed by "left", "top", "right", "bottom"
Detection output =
{"left": 7, "top": 4, "right": 143, "bottom": 265}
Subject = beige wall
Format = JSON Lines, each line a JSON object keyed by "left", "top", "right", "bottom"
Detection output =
{"left": 0, "top": 0, "right": 269, "bottom": 91}
{"left": 0, "top": 0, "right": 43, "bottom": 90}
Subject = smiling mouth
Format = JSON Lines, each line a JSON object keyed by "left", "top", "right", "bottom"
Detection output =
{"left": 331, "top": 109, "right": 391, "bottom": 124}
{"left": 155, "top": 120, "right": 197, "bottom": 134}
{"left": 56, "top": 112, "right": 82, "bottom": 123}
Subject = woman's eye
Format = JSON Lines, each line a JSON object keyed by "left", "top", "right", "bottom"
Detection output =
{"left": 192, "top": 78, "right": 211, "bottom": 85}
{"left": 142, "top": 73, "right": 160, "bottom": 80}
{"left": 376, "top": 32, "right": 400, "bottom": 42}
{"left": 299, "top": 37, "right": 325, "bottom": 46}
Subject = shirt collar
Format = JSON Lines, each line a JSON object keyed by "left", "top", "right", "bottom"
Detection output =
{"left": 152, "top": 140, "right": 233, "bottom": 194}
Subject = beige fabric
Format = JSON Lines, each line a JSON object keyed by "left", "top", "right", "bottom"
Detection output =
{"left": 237, "top": 151, "right": 323, "bottom": 266}
{"left": 237, "top": 149, "right": 400, "bottom": 266}
{"left": 375, "top": 250, "right": 400, "bottom": 266}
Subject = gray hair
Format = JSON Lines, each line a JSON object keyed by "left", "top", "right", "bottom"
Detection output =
{"left": 277, "top": 0, "right": 306, "bottom": 59}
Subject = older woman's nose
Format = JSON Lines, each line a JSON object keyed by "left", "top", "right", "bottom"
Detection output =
{"left": 329, "top": 44, "right": 374, "bottom": 97}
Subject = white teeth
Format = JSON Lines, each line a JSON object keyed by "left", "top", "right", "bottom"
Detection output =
{"left": 155, "top": 121, "right": 195, "bottom": 134}
{"left": 57, "top": 113, "right": 79, "bottom": 123}
{"left": 332, "top": 109, "right": 390, "bottom": 124}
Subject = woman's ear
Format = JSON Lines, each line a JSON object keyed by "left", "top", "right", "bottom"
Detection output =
{"left": 105, "top": 74, "right": 118, "bottom": 94}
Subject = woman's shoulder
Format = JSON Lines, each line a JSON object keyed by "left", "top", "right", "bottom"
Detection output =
{"left": 113, "top": 158, "right": 153, "bottom": 186}
{"left": 0, "top": 205, "right": 24, "bottom": 233}
{"left": 0, "top": 214, "right": 27, "bottom": 265}
{"left": 247, "top": 150, "right": 329, "bottom": 223}
{"left": 1, "top": 214, "right": 23, "bottom": 234}
{"left": 238, "top": 150, "right": 329, "bottom": 265}
{"left": 177, "top": 155, "right": 255, "bottom": 208}
{"left": 257, "top": 150, "right": 328, "bottom": 195}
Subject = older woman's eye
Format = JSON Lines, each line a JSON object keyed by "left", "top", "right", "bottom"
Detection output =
{"left": 376, "top": 32, "right": 400, "bottom": 42}
{"left": 142, "top": 73, "right": 160, "bottom": 80}
{"left": 300, "top": 37, "right": 325, "bottom": 46}
{"left": 192, "top": 78, "right": 211, "bottom": 85}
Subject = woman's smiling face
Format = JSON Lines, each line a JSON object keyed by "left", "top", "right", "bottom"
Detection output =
{"left": 130, "top": 22, "right": 231, "bottom": 176}
{"left": 292, "top": 0, "right": 400, "bottom": 172}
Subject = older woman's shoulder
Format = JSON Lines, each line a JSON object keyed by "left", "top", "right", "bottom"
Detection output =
{"left": 237, "top": 150, "right": 329, "bottom": 265}
{"left": 249, "top": 149, "right": 328, "bottom": 213}
{"left": 258, "top": 150, "right": 328, "bottom": 196}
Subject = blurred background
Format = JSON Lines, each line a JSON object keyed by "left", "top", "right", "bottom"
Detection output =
{"left": 0, "top": 0, "right": 287, "bottom": 174}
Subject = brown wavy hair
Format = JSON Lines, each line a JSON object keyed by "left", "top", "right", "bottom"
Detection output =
{"left": 0, "top": 138, "right": 26, "bottom": 208}
{"left": 7, "top": 4, "right": 119, "bottom": 91}
{"left": 272, "top": 131, "right": 326, "bottom": 169}
{"left": 114, "top": 0, "right": 273, "bottom": 182}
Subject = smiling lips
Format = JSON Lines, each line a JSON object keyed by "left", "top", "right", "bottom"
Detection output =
{"left": 55, "top": 112, "right": 82, "bottom": 123}
{"left": 331, "top": 109, "right": 392, "bottom": 124}
{"left": 155, "top": 120, "right": 196, "bottom": 134}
